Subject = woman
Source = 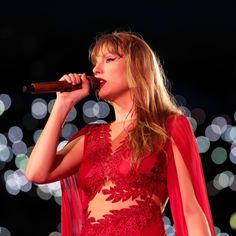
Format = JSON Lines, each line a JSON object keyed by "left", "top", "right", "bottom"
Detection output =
{"left": 25, "top": 31, "right": 216, "bottom": 236}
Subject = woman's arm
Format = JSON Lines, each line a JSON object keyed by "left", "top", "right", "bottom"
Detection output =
{"left": 171, "top": 141, "right": 211, "bottom": 235}
{"left": 25, "top": 73, "right": 90, "bottom": 184}
{"left": 166, "top": 115, "right": 215, "bottom": 236}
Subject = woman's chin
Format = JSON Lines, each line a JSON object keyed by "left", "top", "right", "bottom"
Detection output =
{"left": 98, "top": 90, "right": 110, "bottom": 100}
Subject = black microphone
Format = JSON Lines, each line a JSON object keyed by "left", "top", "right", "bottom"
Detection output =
{"left": 22, "top": 76, "right": 101, "bottom": 94}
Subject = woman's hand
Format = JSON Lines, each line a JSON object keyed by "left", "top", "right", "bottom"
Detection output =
{"left": 56, "top": 73, "right": 90, "bottom": 106}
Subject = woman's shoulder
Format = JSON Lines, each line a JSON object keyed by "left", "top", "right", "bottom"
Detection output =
{"left": 166, "top": 113, "right": 189, "bottom": 127}
{"left": 165, "top": 113, "right": 193, "bottom": 137}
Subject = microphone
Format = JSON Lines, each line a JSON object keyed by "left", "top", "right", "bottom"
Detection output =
{"left": 22, "top": 76, "right": 101, "bottom": 94}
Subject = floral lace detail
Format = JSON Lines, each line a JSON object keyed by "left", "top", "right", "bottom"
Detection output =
{"left": 82, "top": 201, "right": 165, "bottom": 236}
{"left": 77, "top": 123, "right": 168, "bottom": 235}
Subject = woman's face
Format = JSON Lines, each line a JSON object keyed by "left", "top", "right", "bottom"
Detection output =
{"left": 92, "top": 46, "right": 130, "bottom": 102}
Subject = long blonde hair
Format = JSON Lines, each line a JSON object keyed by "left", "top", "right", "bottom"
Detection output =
{"left": 89, "top": 30, "right": 182, "bottom": 166}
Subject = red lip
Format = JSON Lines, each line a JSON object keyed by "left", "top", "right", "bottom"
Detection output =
{"left": 98, "top": 78, "right": 106, "bottom": 88}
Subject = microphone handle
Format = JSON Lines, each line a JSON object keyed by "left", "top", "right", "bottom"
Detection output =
{"left": 22, "top": 76, "right": 100, "bottom": 94}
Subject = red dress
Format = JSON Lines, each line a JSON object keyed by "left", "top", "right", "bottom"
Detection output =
{"left": 60, "top": 115, "right": 216, "bottom": 236}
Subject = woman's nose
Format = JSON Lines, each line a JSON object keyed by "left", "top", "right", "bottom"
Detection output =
{"left": 93, "top": 63, "right": 103, "bottom": 75}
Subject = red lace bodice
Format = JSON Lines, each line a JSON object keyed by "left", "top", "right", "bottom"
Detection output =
{"left": 60, "top": 115, "right": 216, "bottom": 236}
{"left": 78, "top": 123, "right": 168, "bottom": 236}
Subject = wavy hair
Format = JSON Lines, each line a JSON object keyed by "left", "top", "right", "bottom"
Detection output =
{"left": 89, "top": 30, "right": 182, "bottom": 166}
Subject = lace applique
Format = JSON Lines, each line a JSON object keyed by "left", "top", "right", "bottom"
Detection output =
{"left": 82, "top": 201, "right": 165, "bottom": 236}
{"left": 76, "top": 123, "right": 168, "bottom": 235}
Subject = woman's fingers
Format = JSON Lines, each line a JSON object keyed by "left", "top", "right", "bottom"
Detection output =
{"left": 59, "top": 73, "right": 83, "bottom": 85}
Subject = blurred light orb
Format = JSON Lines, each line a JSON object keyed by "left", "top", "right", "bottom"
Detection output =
{"left": 214, "top": 226, "right": 221, "bottom": 234}
{"left": 0, "top": 93, "right": 12, "bottom": 110}
{"left": 0, "top": 145, "right": 12, "bottom": 162}
{"left": 191, "top": 107, "right": 206, "bottom": 125}
{"left": 211, "top": 147, "right": 227, "bottom": 165}
{"left": 95, "top": 101, "right": 110, "bottom": 118}
{"left": 229, "top": 174, "right": 236, "bottom": 191}
{"left": 0, "top": 226, "right": 11, "bottom": 236}
{"left": 213, "top": 173, "right": 224, "bottom": 190}
{"left": 175, "top": 94, "right": 187, "bottom": 106}
{"left": 57, "top": 140, "right": 68, "bottom": 151}
{"left": 214, "top": 171, "right": 234, "bottom": 190}
{"left": 15, "top": 154, "right": 28, "bottom": 170}
{"left": 33, "top": 129, "right": 42, "bottom": 143}
{"left": 205, "top": 124, "right": 222, "bottom": 142}
{"left": 92, "top": 119, "right": 107, "bottom": 124}
{"left": 65, "top": 107, "right": 77, "bottom": 122}
{"left": 228, "top": 126, "right": 236, "bottom": 142}
{"left": 180, "top": 106, "right": 191, "bottom": 117}
{"left": 12, "top": 141, "right": 27, "bottom": 155}
{"left": 83, "top": 100, "right": 98, "bottom": 117}
{"left": 8, "top": 126, "right": 23, "bottom": 143}
{"left": 48, "top": 99, "right": 55, "bottom": 113}
{"left": 196, "top": 136, "right": 210, "bottom": 153}
{"left": 229, "top": 212, "right": 236, "bottom": 229}
{"left": 0, "top": 100, "right": 5, "bottom": 115}
{"left": 212, "top": 116, "right": 227, "bottom": 133}
{"left": 49, "top": 232, "right": 61, "bottom": 236}
{"left": 61, "top": 123, "right": 78, "bottom": 139}
{"left": 229, "top": 147, "right": 236, "bottom": 164}
{"left": 36, "top": 187, "right": 52, "bottom": 200}
{"left": 218, "top": 173, "right": 229, "bottom": 189}
{"left": 0, "top": 133, "right": 7, "bottom": 146}
{"left": 221, "top": 125, "right": 234, "bottom": 143}
{"left": 188, "top": 117, "right": 197, "bottom": 132}
{"left": 31, "top": 98, "right": 48, "bottom": 119}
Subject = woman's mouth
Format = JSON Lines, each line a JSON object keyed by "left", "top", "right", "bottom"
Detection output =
{"left": 99, "top": 78, "right": 106, "bottom": 88}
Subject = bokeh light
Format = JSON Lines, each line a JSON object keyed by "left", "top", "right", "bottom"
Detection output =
{"left": 175, "top": 94, "right": 187, "bottom": 106}
{"left": 196, "top": 136, "right": 210, "bottom": 153}
{"left": 61, "top": 123, "right": 78, "bottom": 139}
{"left": 229, "top": 212, "right": 236, "bottom": 230}
{"left": 229, "top": 147, "right": 236, "bottom": 164}
{"left": 191, "top": 107, "right": 206, "bottom": 125}
{"left": 0, "top": 100, "right": 5, "bottom": 116}
{"left": 0, "top": 226, "right": 11, "bottom": 236}
{"left": 188, "top": 116, "right": 198, "bottom": 132}
{"left": 31, "top": 98, "right": 48, "bottom": 119}
{"left": 0, "top": 93, "right": 11, "bottom": 111}
{"left": 48, "top": 232, "right": 61, "bottom": 236}
{"left": 211, "top": 147, "right": 227, "bottom": 165}
{"left": 205, "top": 124, "right": 222, "bottom": 142}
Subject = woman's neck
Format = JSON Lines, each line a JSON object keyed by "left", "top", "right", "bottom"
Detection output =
{"left": 109, "top": 90, "right": 136, "bottom": 123}
{"left": 112, "top": 103, "right": 136, "bottom": 123}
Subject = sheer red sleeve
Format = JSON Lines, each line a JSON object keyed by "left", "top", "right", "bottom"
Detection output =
{"left": 165, "top": 115, "right": 215, "bottom": 236}
{"left": 60, "top": 125, "right": 90, "bottom": 236}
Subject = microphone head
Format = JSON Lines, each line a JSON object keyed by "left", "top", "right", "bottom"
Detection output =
{"left": 22, "top": 84, "right": 34, "bottom": 94}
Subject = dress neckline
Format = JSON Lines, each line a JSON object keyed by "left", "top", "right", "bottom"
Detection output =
{"left": 106, "top": 122, "right": 130, "bottom": 157}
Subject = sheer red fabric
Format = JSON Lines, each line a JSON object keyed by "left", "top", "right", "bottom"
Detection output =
{"left": 165, "top": 115, "right": 216, "bottom": 236}
{"left": 60, "top": 115, "right": 215, "bottom": 236}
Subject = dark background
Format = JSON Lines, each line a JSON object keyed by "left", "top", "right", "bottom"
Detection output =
{"left": 0, "top": 0, "right": 236, "bottom": 235}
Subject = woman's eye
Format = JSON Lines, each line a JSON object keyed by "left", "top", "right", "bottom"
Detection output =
{"left": 106, "top": 57, "right": 115, "bottom": 63}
